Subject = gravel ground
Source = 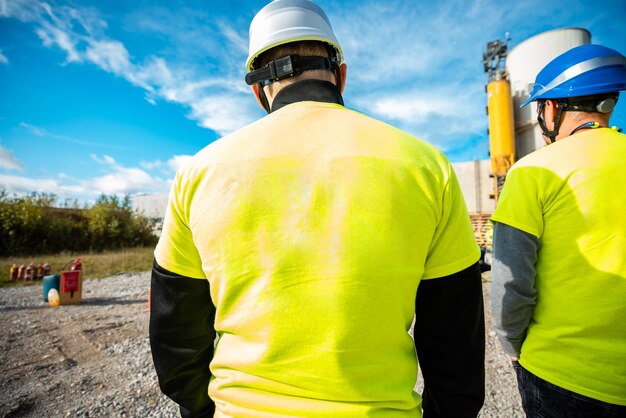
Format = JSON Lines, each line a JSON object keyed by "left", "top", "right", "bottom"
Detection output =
{"left": 0, "top": 271, "right": 522, "bottom": 417}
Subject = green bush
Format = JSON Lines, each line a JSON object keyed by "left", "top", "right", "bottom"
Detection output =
{"left": 0, "top": 192, "right": 158, "bottom": 256}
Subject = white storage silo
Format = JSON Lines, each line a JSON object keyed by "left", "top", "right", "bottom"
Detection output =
{"left": 506, "top": 28, "right": 591, "bottom": 159}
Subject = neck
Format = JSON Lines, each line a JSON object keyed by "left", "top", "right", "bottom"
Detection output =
{"left": 569, "top": 121, "right": 603, "bottom": 136}
{"left": 557, "top": 115, "right": 611, "bottom": 140}
{"left": 269, "top": 79, "right": 344, "bottom": 113}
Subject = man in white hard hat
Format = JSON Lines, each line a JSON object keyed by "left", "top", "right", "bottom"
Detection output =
{"left": 150, "top": 1, "right": 485, "bottom": 417}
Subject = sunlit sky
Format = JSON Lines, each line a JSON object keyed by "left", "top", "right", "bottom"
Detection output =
{"left": 1, "top": 0, "right": 625, "bottom": 204}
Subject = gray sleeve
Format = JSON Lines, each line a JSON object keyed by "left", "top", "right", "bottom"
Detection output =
{"left": 490, "top": 221, "right": 539, "bottom": 357}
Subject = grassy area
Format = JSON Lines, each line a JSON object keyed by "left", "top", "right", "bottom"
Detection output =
{"left": 0, "top": 247, "right": 155, "bottom": 288}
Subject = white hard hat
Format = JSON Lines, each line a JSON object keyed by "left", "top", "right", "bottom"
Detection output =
{"left": 246, "top": 0, "right": 344, "bottom": 72}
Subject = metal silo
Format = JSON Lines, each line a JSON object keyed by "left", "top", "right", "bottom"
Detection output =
{"left": 506, "top": 28, "right": 591, "bottom": 159}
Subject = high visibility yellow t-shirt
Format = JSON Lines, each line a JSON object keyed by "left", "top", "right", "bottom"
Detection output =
{"left": 155, "top": 101, "right": 480, "bottom": 416}
{"left": 493, "top": 127, "right": 626, "bottom": 406}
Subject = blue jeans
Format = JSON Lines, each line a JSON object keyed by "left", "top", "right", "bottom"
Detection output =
{"left": 513, "top": 361, "right": 626, "bottom": 418}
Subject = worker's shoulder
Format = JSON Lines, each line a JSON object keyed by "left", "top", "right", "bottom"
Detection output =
{"left": 512, "top": 128, "right": 624, "bottom": 172}
{"left": 510, "top": 147, "right": 551, "bottom": 170}
{"left": 510, "top": 132, "right": 578, "bottom": 171}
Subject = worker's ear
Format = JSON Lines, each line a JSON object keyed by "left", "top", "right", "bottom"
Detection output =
{"left": 250, "top": 84, "right": 266, "bottom": 110}
{"left": 543, "top": 100, "right": 557, "bottom": 128}
{"left": 338, "top": 63, "right": 347, "bottom": 93}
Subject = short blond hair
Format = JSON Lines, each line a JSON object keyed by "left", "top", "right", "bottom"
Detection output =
{"left": 255, "top": 40, "right": 331, "bottom": 70}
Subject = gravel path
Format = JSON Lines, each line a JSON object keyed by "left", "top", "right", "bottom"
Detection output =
{"left": 0, "top": 272, "right": 522, "bottom": 417}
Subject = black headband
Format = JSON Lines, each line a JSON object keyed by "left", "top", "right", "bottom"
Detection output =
{"left": 245, "top": 55, "right": 336, "bottom": 86}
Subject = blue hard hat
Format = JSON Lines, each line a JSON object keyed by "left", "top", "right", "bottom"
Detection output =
{"left": 521, "top": 44, "right": 626, "bottom": 107}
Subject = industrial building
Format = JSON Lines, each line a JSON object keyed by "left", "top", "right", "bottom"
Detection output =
{"left": 132, "top": 192, "right": 169, "bottom": 219}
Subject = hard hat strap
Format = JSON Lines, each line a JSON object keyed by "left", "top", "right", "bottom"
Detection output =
{"left": 537, "top": 100, "right": 565, "bottom": 144}
{"left": 333, "top": 62, "right": 342, "bottom": 95}
{"left": 258, "top": 86, "right": 271, "bottom": 113}
{"left": 322, "top": 43, "right": 343, "bottom": 90}
{"left": 245, "top": 55, "right": 336, "bottom": 86}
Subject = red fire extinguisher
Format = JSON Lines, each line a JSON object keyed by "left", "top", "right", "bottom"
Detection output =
{"left": 70, "top": 258, "right": 82, "bottom": 271}
{"left": 25, "top": 263, "right": 35, "bottom": 281}
{"left": 36, "top": 264, "right": 44, "bottom": 280}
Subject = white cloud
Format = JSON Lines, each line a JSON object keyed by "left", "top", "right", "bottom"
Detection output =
{"left": 190, "top": 94, "right": 257, "bottom": 136}
{"left": 332, "top": 3, "right": 441, "bottom": 84}
{"left": 85, "top": 39, "right": 132, "bottom": 76}
{"left": 359, "top": 81, "right": 485, "bottom": 127}
{"left": 90, "top": 153, "right": 116, "bottom": 166}
{"left": 144, "top": 94, "right": 157, "bottom": 105}
{"left": 350, "top": 79, "right": 489, "bottom": 155}
{"left": 87, "top": 153, "right": 168, "bottom": 195}
{"left": 88, "top": 166, "right": 165, "bottom": 195}
{"left": 369, "top": 91, "right": 485, "bottom": 135}
{"left": 0, "top": 145, "right": 24, "bottom": 171}
{"left": 139, "top": 159, "right": 163, "bottom": 170}
{"left": 217, "top": 20, "right": 249, "bottom": 56}
{"left": 0, "top": 50, "right": 8, "bottom": 65}
{"left": 125, "top": 6, "right": 232, "bottom": 62}
{"left": 371, "top": 96, "right": 451, "bottom": 123}
{"left": 132, "top": 57, "right": 172, "bottom": 92}
{"left": 0, "top": 157, "right": 168, "bottom": 199}
{"left": 36, "top": 13, "right": 82, "bottom": 63}
{"left": 140, "top": 154, "right": 193, "bottom": 173}
{"left": 9, "top": 2, "right": 259, "bottom": 137}
{"left": 0, "top": 174, "right": 63, "bottom": 194}
{"left": 161, "top": 77, "right": 229, "bottom": 103}
{"left": 167, "top": 155, "right": 192, "bottom": 172}
{"left": 0, "top": 0, "right": 41, "bottom": 21}
{"left": 20, "top": 121, "right": 47, "bottom": 136}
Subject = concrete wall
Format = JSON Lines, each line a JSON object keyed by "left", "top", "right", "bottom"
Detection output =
{"left": 452, "top": 159, "right": 495, "bottom": 213}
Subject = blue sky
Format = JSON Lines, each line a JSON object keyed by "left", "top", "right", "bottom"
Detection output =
{"left": 1, "top": 0, "right": 625, "bottom": 204}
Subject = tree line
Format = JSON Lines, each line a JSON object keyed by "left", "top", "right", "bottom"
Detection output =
{"left": 0, "top": 192, "right": 158, "bottom": 256}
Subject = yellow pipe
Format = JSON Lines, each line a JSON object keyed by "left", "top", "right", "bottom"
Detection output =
{"left": 487, "top": 80, "right": 516, "bottom": 176}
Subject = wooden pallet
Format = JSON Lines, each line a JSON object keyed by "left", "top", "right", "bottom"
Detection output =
{"left": 469, "top": 212, "right": 493, "bottom": 249}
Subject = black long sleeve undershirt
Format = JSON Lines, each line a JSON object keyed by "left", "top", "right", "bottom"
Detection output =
{"left": 414, "top": 261, "right": 485, "bottom": 418}
{"left": 149, "top": 260, "right": 216, "bottom": 418}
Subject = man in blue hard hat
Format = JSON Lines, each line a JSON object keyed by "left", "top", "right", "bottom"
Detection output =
{"left": 149, "top": 0, "right": 485, "bottom": 417}
{"left": 491, "top": 43, "right": 626, "bottom": 417}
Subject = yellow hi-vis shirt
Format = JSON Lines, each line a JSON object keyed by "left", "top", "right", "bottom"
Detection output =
{"left": 493, "top": 127, "right": 626, "bottom": 406}
{"left": 155, "top": 101, "right": 480, "bottom": 416}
